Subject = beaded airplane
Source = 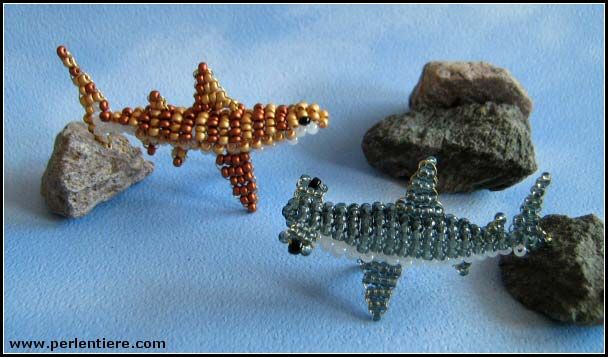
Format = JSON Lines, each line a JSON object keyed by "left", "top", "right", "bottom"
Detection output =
{"left": 279, "top": 157, "right": 552, "bottom": 320}
{"left": 56, "top": 45, "right": 329, "bottom": 212}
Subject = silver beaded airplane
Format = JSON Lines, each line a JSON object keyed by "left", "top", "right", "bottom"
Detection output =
{"left": 279, "top": 157, "right": 552, "bottom": 320}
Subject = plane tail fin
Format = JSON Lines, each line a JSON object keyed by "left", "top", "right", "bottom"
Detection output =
{"left": 56, "top": 45, "right": 111, "bottom": 143}
{"left": 509, "top": 172, "right": 553, "bottom": 251}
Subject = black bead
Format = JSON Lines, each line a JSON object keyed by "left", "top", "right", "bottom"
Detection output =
{"left": 288, "top": 240, "right": 303, "bottom": 255}
{"left": 298, "top": 116, "right": 311, "bottom": 125}
{"left": 308, "top": 177, "right": 322, "bottom": 189}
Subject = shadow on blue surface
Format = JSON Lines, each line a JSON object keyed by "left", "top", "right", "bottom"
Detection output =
{"left": 280, "top": 264, "right": 371, "bottom": 322}
{"left": 6, "top": 159, "right": 63, "bottom": 226}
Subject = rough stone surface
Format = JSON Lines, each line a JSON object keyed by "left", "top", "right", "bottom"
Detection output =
{"left": 361, "top": 102, "right": 537, "bottom": 192}
{"left": 41, "top": 122, "right": 154, "bottom": 218}
{"left": 409, "top": 61, "right": 533, "bottom": 118}
{"left": 500, "top": 214, "right": 604, "bottom": 325}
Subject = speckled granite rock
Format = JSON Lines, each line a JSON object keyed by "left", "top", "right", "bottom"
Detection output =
{"left": 41, "top": 122, "right": 154, "bottom": 218}
{"left": 361, "top": 102, "right": 537, "bottom": 192}
{"left": 500, "top": 214, "right": 604, "bottom": 325}
{"left": 409, "top": 61, "right": 533, "bottom": 118}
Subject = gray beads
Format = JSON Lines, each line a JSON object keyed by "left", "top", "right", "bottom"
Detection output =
{"left": 278, "top": 230, "right": 290, "bottom": 244}
{"left": 281, "top": 158, "right": 551, "bottom": 265}
{"left": 279, "top": 157, "right": 553, "bottom": 321}
{"left": 454, "top": 261, "right": 472, "bottom": 276}
{"left": 383, "top": 203, "right": 399, "bottom": 256}
{"left": 320, "top": 202, "right": 334, "bottom": 236}
{"left": 361, "top": 261, "right": 403, "bottom": 321}
{"left": 511, "top": 173, "right": 552, "bottom": 250}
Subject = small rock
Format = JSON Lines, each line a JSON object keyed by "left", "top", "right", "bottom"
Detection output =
{"left": 41, "top": 122, "right": 154, "bottom": 218}
{"left": 361, "top": 102, "right": 537, "bottom": 192}
{"left": 409, "top": 61, "right": 533, "bottom": 118}
{"left": 500, "top": 214, "right": 604, "bottom": 325}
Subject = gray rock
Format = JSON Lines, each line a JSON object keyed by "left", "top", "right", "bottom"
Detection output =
{"left": 361, "top": 102, "right": 537, "bottom": 192}
{"left": 41, "top": 122, "right": 154, "bottom": 218}
{"left": 409, "top": 61, "right": 533, "bottom": 118}
{"left": 500, "top": 214, "right": 604, "bottom": 325}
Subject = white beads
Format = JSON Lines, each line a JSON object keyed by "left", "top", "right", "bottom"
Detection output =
{"left": 122, "top": 124, "right": 136, "bottom": 135}
{"left": 306, "top": 123, "right": 319, "bottom": 135}
{"left": 514, "top": 244, "right": 527, "bottom": 257}
{"left": 319, "top": 236, "right": 333, "bottom": 251}
{"left": 360, "top": 253, "right": 374, "bottom": 263}
{"left": 499, "top": 247, "right": 513, "bottom": 255}
{"left": 384, "top": 256, "right": 400, "bottom": 266}
{"left": 331, "top": 240, "right": 348, "bottom": 257}
{"left": 346, "top": 248, "right": 359, "bottom": 260}
{"left": 295, "top": 126, "right": 307, "bottom": 138}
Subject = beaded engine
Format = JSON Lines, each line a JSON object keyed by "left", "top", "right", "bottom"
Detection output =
{"left": 56, "top": 45, "right": 329, "bottom": 212}
{"left": 279, "top": 157, "right": 552, "bottom": 320}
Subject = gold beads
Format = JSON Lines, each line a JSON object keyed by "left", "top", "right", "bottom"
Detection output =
{"left": 213, "top": 144, "right": 225, "bottom": 155}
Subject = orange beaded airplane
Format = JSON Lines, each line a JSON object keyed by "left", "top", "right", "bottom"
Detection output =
{"left": 56, "top": 45, "right": 329, "bottom": 212}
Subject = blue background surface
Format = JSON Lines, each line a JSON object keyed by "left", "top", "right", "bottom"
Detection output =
{"left": 5, "top": 4, "right": 605, "bottom": 353}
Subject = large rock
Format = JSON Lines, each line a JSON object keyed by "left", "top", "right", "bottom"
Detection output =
{"left": 362, "top": 102, "right": 537, "bottom": 192}
{"left": 409, "top": 61, "right": 533, "bottom": 118}
{"left": 500, "top": 214, "right": 604, "bottom": 325}
{"left": 363, "top": 60, "right": 538, "bottom": 192}
{"left": 41, "top": 122, "right": 154, "bottom": 218}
